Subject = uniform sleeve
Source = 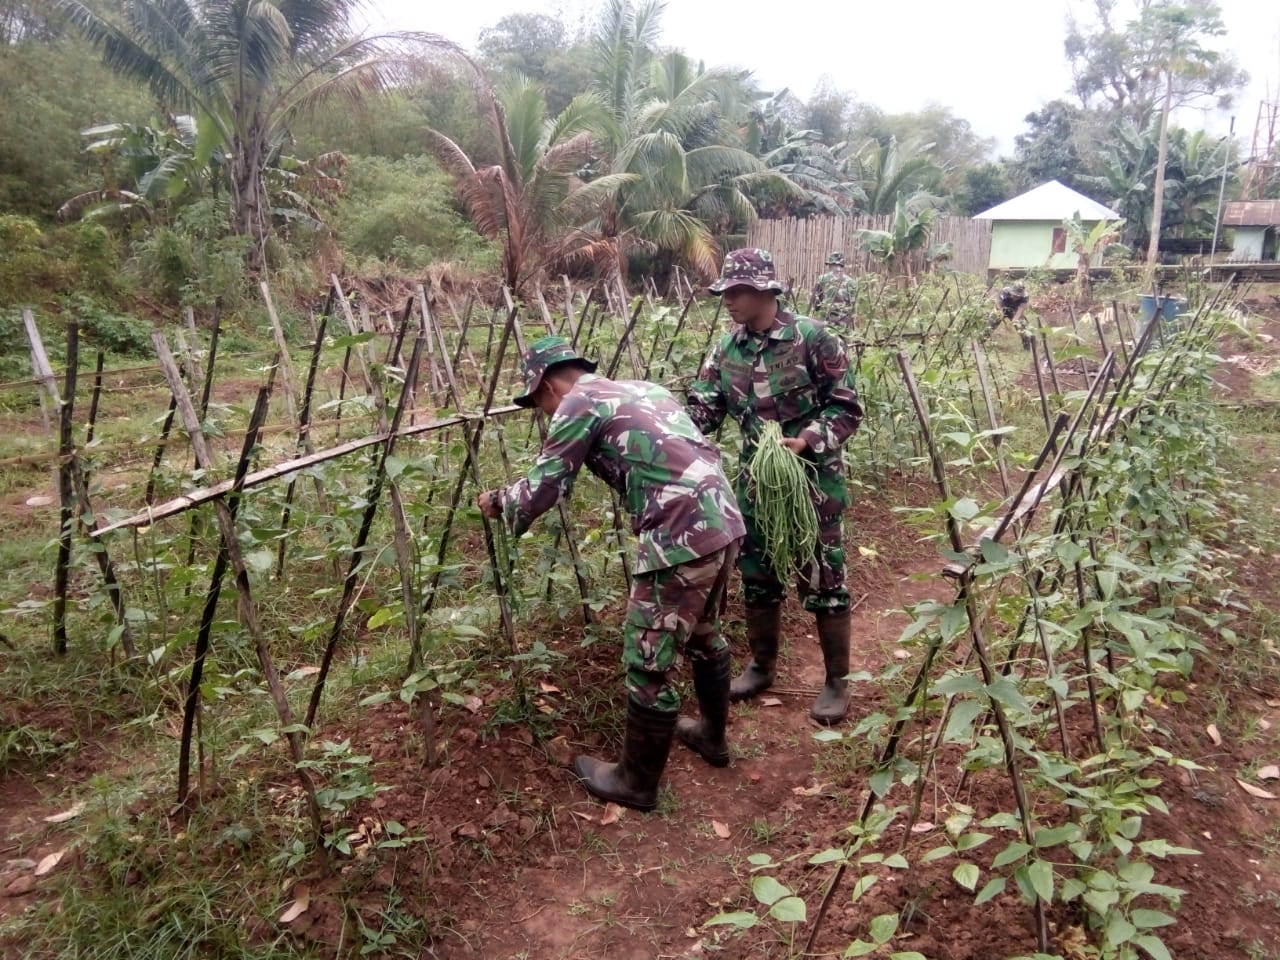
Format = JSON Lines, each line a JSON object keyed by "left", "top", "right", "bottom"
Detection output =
{"left": 686, "top": 338, "right": 727, "bottom": 436}
{"left": 812, "top": 277, "right": 826, "bottom": 308}
{"left": 501, "top": 395, "right": 599, "bottom": 536}
{"left": 798, "top": 324, "right": 863, "bottom": 455}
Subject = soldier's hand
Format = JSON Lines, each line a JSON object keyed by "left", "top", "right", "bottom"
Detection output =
{"left": 477, "top": 489, "right": 502, "bottom": 518}
{"left": 780, "top": 436, "right": 808, "bottom": 456}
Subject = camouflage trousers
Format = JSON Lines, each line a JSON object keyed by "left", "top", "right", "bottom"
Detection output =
{"left": 623, "top": 542, "right": 739, "bottom": 713}
{"left": 738, "top": 457, "right": 850, "bottom": 614}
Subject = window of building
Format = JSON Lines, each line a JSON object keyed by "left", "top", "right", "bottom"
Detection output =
{"left": 1051, "top": 227, "right": 1067, "bottom": 254}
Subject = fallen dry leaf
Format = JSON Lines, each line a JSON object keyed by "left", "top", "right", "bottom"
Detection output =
{"left": 4, "top": 875, "right": 36, "bottom": 897}
{"left": 1236, "top": 778, "right": 1278, "bottom": 800}
{"left": 600, "top": 803, "right": 624, "bottom": 826}
{"left": 910, "top": 821, "right": 937, "bottom": 834}
{"left": 462, "top": 695, "right": 483, "bottom": 714}
{"left": 33, "top": 850, "right": 65, "bottom": 877}
{"left": 42, "top": 802, "right": 86, "bottom": 824}
{"left": 857, "top": 545, "right": 879, "bottom": 559}
{"left": 1206, "top": 724, "right": 1222, "bottom": 746}
{"left": 759, "top": 697, "right": 783, "bottom": 707}
{"left": 1257, "top": 765, "right": 1279, "bottom": 781}
{"left": 749, "top": 772, "right": 762, "bottom": 783}
{"left": 1267, "top": 699, "right": 1280, "bottom": 709}
{"left": 279, "top": 885, "right": 310, "bottom": 924}
{"left": 538, "top": 682, "right": 561, "bottom": 694}
{"left": 792, "top": 782, "right": 830, "bottom": 797}
{"left": 24, "top": 495, "right": 53, "bottom": 508}
{"left": 712, "top": 820, "right": 731, "bottom": 839}
{"left": 893, "top": 649, "right": 910, "bottom": 661}
{"left": 569, "top": 810, "right": 597, "bottom": 823}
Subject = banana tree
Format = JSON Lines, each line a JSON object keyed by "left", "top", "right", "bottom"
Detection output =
{"left": 856, "top": 195, "right": 937, "bottom": 285}
{"left": 1063, "top": 212, "right": 1124, "bottom": 305}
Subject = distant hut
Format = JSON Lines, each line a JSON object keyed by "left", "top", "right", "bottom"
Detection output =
{"left": 974, "top": 180, "right": 1120, "bottom": 272}
{"left": 1222, "top": 201, "right": 1280, "bottom": 262}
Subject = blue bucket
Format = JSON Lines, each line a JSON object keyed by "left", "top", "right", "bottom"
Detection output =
{"left": 1138, "top": 295, "right": 1186, "bottom": 329}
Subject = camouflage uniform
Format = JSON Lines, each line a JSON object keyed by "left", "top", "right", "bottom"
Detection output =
{"left": 688, "top": 252, "right": 864, "bottom": 613}
{"left": 812, "top": 252, "right": 857, "bottom": 323}
{"left": 500, "top": 354, "right": 745, "bottom": 713}
{"left": 996, "top": 283, "right": 1032, "bottom": 349}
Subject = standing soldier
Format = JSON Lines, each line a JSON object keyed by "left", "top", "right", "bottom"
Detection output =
{"left": 812, "top": 250, "right": 858, "bottom": 324}
{"left": 688, "top": 248, "right": 864, "bottom": 724}
{"left": 478, "top": 336, "right": 746, "bottom": 810}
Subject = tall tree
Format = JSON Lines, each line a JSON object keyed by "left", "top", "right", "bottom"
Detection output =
{"left": 57, "top": 0, "right": 463, "bottom": 273}
{"left": 1134, "top": 1, "right": 1244, "bottom": 269}
{"left": 1065, "top": 0, "right": 1243, "bottom": 129}
{"left": 1007, "top": 100, "right": 1096, "bottom": 192}
{"left": 477, "top": 12, "right": 593, "bottom": 116}
{"left": 849, "top": 102, "right": 995, "bottom": 188}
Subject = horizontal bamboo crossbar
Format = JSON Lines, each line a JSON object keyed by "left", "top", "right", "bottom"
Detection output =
{"left": 90, "top": 403, "right": 522, "bottom": 537}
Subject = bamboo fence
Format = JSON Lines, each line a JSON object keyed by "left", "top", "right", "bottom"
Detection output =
{"left": 746, "top": 215, "right": 992, "bottom": 292}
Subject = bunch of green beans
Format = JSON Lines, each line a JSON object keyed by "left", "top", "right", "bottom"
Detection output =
{"left": 748, "top": 420, "right": 819, "bottom": 583}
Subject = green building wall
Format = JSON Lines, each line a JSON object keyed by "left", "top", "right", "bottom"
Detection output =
{"left": 987, "top": 220, "right": 1104, "bottom": 270}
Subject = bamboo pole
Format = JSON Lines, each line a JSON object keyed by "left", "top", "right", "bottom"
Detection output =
{"left": 153, "top": 333, "right": 324, "bottom": 838}
{"left": 177, "top": 382, "right": 272, "bottom": 806}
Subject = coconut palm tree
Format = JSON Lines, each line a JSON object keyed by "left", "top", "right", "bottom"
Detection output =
{"left": 56, "top": 0, "right": 461, "bottom": 273}
{"left": 428, "top": 78, "right": 635, "bottom": 296}
{"left": 852, "top": 136, "right": 944, "bottom": 215}
{"left": 587, "top": 0, "right": 802, "bottom": 279}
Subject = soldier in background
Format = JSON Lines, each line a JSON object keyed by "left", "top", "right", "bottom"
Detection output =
{"left": 479, "top": 337, "right": 745, "bottom": 811}
{"left": 995, "top": 282, "right": 1033, "bottom": 349}
{"left": 688, "top": 248, "right": 864, "bottom": 725}
{"left": 812, "top": 250, "right": 858, "bottom": 324}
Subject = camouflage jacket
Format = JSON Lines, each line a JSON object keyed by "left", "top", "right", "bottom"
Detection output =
{"left": 812, "top": 271, "right": 858, "bottom": 318}
{"left": 500, "top": 375, "right": 746, "bottom": 574}
{"left": 687, "top": 311, "right": 863, "bottom": 465}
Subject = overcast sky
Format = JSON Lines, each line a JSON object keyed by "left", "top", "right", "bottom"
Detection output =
{"left": 359, "top": 0, "right": 1279, "bottom": 155}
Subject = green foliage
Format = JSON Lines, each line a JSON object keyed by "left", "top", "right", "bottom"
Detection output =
{"left": 62, "top": 295, "right": 152, "bottom": 356}
{"left": 0, "top": 215, "right": 125, "bottom": 316}
{"left": 334, "top": 156, "right": 497, "bottom": 273}
{"left": 128, "top": 199, "right": 250, "bottom": 308}
{"left": 0, "top": 35, "right": 152, "bottom": 218}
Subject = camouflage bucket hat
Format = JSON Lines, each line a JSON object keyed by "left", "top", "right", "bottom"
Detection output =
{"left": 708, "top": 247, "right": 784, "bottom": 294}
{"left": 825, "top": 250, "right": 844, "bottom": 266}
{"left": 513, "top": 335, "right": 598, "bottom": 408}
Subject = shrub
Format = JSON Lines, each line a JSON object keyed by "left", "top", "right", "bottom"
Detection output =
{"left": 334, "top": 155, "right": 497, "bottom": 272}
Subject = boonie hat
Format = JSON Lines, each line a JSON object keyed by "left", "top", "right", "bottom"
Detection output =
{"left": 825, "top": 250, "right": 844, "bottom": 266}
{"left": 513, "top": 335, "right": 598, "bottom": 408}
{"left": 708, "top": 247, "right": 784, "bottom": 294}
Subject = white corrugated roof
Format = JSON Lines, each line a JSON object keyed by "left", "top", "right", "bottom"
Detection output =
{"left": 974, "top": 180, "right": 1120, "bottom": 221}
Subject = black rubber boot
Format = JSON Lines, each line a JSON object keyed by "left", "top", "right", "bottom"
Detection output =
{"left": 573, "top": 698, "right": 676, "bottom": 811}
{"left": 676, "top": 647, "right": 732, "bottom": 767}
{"left": 729, "top": 603, "right": 781, "bottom": 702}
{"left": 811, "top": 610, "right": 851, "bottom": 725}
